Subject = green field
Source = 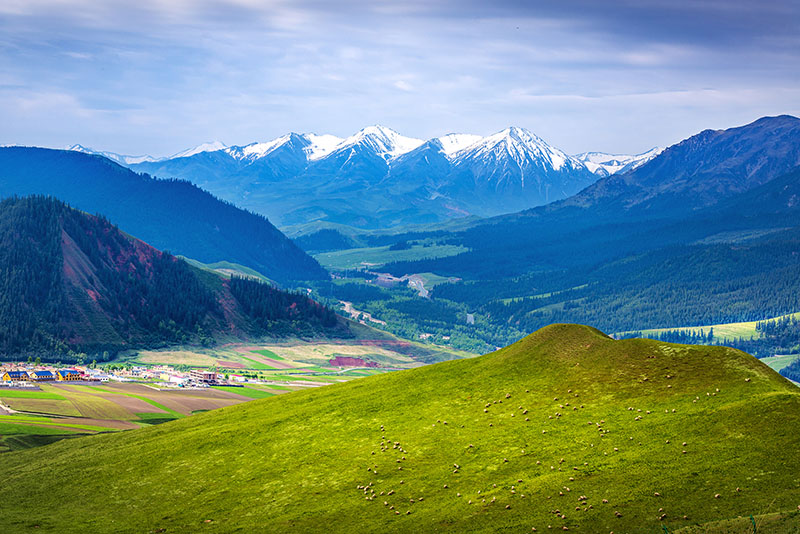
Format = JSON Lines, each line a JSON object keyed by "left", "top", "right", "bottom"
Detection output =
{"left": 3, "top": 325, "right": 799, "bottom": 532}
{"left": 761, "top": 354, "right": 800, "bottom": 373}
{"left": 0, "top": 388, "right": 66, "bottom": 400}
{"left": 617, "top": 312, "right": 800, "bottom": 342}
{"left": 251, "top": 348, "right": 285, "bottom": 360}
{"left": 211, "top": 386, "right": 275, "bottom": 399}
{"left": 313, "top": 243, "right": 468, "bottom": 271}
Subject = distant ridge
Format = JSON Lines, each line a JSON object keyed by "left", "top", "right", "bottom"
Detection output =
{"left": 0, "top": 147, "right": 329, "bottom": 283}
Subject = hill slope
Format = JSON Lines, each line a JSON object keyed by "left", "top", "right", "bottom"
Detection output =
{"left": 3, "top": 324, "right": 799, "bottom": 532}
{"left": 0, "top": 147, "right": 328, "bottom": 283}
{"left": 0, "top": 196, "right": 341, "bottom": 360}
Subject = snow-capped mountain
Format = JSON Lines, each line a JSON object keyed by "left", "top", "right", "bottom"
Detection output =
{"left": 574, "top": 147, "right": 664, "bottom": 177}
{"left": 451, "top": 127, "right": 585, "bottom": 173}
{"left": 67, "top": 144, "right": 160, "bottom": 165}
{"left": 170, "top": 141, "right": 228, "bottom": 159}
{"left": 95, "top": 125, "right": 604, "bottom": 228}
{"left": 439, "top": 127, "right": 597, "bottom": 212}
{"left": 320, "top": 125, "right": 424, "bottom": 162}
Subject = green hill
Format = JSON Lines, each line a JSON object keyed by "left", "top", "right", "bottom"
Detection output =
{"left": 3, "top": 325, "right": 800, "bottom": 533}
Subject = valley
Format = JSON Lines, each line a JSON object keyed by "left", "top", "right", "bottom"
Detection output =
{"left": 5, "top": 3, "right": 800, "bottom": 531}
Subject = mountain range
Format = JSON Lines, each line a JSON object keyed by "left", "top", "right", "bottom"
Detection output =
{"left": 306, "top": 115, "right": 800, "bottom": 351}
{"left": 0, "top": 147, "right": 328, "bottom": 284}
{"left": 70, "top": 126, "right": 659, "bottom": 229}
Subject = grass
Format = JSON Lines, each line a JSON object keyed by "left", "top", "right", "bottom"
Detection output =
{"left": 0, "top": 422, "right": 80, "bottom": 453}
{"left": 616, "top": 312, "right": 800, "bottom": 343}
{"left": 134, "top": 413, "right": 179, "bottom": 426}
{"left": 211, "top": 386, "right": 275, "bottom": 399}
{"left": 0, "top": 388, "right": 66, "bottom": 400}
{"left": 0, "top": 414, "right": 117, "bottom": 432}
{"left": 313, "top": 243, "right": 468, "bottom": 271}
{"left": 760, "top": 354, "right": 800, "bottom": 373}
{"left": 238, "top": 355, "right": 277, "bottom": 370}
{"left": 3, "top": 399, "right": 82, "bottom": 417}
{"left": 2, "top": 324, "right": 799, "bottom": 533}
{"left": 251, "top": 349, "right": 285, "bottom": 360}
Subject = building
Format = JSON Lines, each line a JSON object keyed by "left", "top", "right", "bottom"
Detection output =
{"left": 29, "top": 370, "right": 55, "bottom": 381}
{"left": 190, "top": 369, "right": 217, "bottom": 384}
{"left": 56, "top": 369, "right": 82, "bottom": 381}
{"left": 2, "top": 370, "right": 29, "bottom": 382}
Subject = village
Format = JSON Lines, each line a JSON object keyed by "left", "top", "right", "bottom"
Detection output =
{"left": 0, "top": 363, "right": 237, "bottom": 389}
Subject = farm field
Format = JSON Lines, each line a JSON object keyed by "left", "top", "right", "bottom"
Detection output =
{"left": 131, "top": 336, "right": 470, "bottom": 379}
{"left": 0, "top": 382, "right": 266, "bottom": 453}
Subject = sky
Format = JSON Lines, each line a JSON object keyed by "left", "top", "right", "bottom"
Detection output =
{"left": 1, "top": 0, "right": 799, "bottom": 156}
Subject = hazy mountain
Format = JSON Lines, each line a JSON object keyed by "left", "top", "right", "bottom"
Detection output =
{"left": 127, "top": 126, "right": 599, "bottom": 228}
{"left": 0, "top": 196, "right": 341, "bottom": 360}
{"left": 574, "top": 147, "right": 663, "bottom": 177}
{"left": 0, "top": 147, "right": 329, "bottom": 283}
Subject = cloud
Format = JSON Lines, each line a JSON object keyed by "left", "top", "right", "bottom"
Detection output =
{"left": 0, "top": 0, "right": 798, "bottom": 155}
{"left": 393, "top": 80, "right": 414, "bottom": 92}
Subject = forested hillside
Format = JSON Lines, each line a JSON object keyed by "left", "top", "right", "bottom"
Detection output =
{"left": 0, "top": 147, "right": 328, "bottom": 284}
{"left": 305, "top": 118, "right": 800, "bottom": 354}
{"left": 0, "top": 196, "right": 342, "bottom": 362}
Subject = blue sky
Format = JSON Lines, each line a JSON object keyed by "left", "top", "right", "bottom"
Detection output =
{"left": 1, "top": 0, "right": 798, "bottom": 156}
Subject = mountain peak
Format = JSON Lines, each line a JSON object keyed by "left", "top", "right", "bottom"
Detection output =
{"left": 169, "top": 141, "right": 228, "bottom": 159}
{"left": 455, "top": 126, "right": 577, "bottom": 172}
{"left": 334, "top": 125, "right": 424, "bottom": 160}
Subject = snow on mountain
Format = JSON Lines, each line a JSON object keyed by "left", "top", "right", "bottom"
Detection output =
{"left": 452, "top": 127, "right": 583, "bottom": 172}
{"left": 226, "top": 136, "right": 292, "bottom": 161}
{"left": 303, "top": 134, "right": 344, "bottom": 160}
{"left": 169, "top": 141, "right": 228, "bottom": 159}
{"left": 435, "top": 134, "right": 484, "bottom": 156}
{"left": 67, "top": 144, "right": 159, "bottom": 165}
{"left": 321, "top": 125, "right": 424, "bottom": 161}
{"left": 575, "top": 147, "right": 664, "bottom": 177}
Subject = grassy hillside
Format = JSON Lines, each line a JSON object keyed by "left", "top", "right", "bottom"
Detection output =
{"left": 3, "top": 325, "right": 800, "bottom": 533}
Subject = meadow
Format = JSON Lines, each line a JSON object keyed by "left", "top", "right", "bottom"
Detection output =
{"left": 3, "top": 325, "right": 799, "bottom": 532}
{"left": 616, "top": 312, "right": 800, "bottom": 343}
{"left": 313, "top": 243, "right": 468, "bottom": 271}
